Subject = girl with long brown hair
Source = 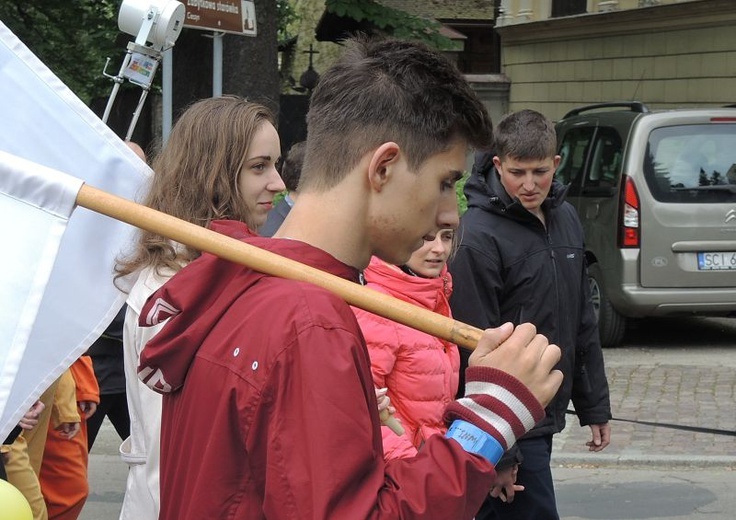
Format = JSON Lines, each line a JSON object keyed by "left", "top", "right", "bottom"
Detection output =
{"left": 116, "top": 96, "right": 283, "bottom": 520}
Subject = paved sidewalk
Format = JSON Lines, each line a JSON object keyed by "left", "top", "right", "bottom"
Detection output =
{"left": 552, "top": 347, "right": 736, "bottom": 470}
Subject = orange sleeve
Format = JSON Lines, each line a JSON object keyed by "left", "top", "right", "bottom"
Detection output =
{"left": 70, "top": 355, "right": 100, "bottom": 404}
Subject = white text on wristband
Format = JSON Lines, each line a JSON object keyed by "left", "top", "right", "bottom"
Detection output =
{"left": 446, "top": 420, "right": 504, "bottom": 465}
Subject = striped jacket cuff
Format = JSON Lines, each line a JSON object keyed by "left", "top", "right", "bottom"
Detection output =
{"left": 444, "top": 367, "right": 545, "bottom": 450}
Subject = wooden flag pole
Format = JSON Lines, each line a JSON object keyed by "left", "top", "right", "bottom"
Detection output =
{"left": 75, "top": 183, "right": 485, "bottom": 435}
{"left": 76, "top": 184, "right": 484, "bottom": 348}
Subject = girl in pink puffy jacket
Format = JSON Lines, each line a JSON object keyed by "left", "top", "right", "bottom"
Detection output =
{"left": 354, "top": 229, "right": 459, "bottom": 460}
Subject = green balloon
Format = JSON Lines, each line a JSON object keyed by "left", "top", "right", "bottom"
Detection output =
{"left": 0, "top": 479, "right": 33, "bottom": 520}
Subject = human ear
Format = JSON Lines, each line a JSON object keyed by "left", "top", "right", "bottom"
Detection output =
{"left": 553, "top": 155, "right": 561, "bottom": 168}
{"left": 367, "top": 142, "right": 401, "bottom": 192}
{"left": 492, "top": 156, "right": 503, "bottom": 170}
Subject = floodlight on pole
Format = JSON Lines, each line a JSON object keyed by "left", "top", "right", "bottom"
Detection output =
{"left": 102, "top": 0, "right": 185, "bottom": 140}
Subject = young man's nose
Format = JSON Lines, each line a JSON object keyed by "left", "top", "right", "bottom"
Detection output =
{"left": 521, "top": 177, "right": 536, "bottom": 191}
{"left": 521, "top": 174, "right": 536, "bottom": 191}
{"left": 437, "top": 197, "right": 460, "bottom": 231}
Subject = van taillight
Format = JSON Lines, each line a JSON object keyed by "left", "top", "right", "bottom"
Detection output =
{"left": 619, "top": 175, "right": 640, "bottom": 248}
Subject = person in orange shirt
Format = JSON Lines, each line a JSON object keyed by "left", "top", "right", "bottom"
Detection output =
{"left": 39, "top": 356, "right": 99, "bottom": 520}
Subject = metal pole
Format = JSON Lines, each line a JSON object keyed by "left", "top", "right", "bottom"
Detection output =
{"left": 162, "top": 48, "right": 173, "bottom": 146}
{"left": 213, "top": 32, "right": 223, "bottom": 97}
{"left": 101, "top": 52, "right": 134, "bottom": 124}
{"left": 125, "top": 89, "right": 151, "bottom": 141}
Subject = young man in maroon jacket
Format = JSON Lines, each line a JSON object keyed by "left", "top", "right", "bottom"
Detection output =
{"left": 138, "top": 36, "right": 564, "bottom": 519}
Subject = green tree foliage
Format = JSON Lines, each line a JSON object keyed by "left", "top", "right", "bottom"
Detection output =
{"left": 276, "top": 0, "right": 298, "bottom": 45}
{"left": 456, "top": 173, "right": 469, "bottom": 215}
{"left": 1, "top": 1, "right": 296, "bottom": 104}
{"left": 325, "top": 0, "right": 454, "bottom": 50}
{"left": 0, "top": 0, "right": 122, "bottom": 103}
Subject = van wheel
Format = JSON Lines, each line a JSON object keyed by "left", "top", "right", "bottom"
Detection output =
{"left": 588, "top": 265, "right": 626, "bottom": 348}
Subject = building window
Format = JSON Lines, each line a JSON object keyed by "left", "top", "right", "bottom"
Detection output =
{"left": 552, "top": 0, "right": 587, "bottom": 17}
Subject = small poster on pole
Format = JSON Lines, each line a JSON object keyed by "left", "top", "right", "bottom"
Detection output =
{"left": 123, "top": 51, "right": 159, "bottom": 87}
{"left": 183, "top": 0, "right": 257, "bottom": 36}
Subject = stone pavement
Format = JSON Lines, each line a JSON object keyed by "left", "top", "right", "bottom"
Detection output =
{"left": 552, "top": 343, "right": 736, "bottom": 470}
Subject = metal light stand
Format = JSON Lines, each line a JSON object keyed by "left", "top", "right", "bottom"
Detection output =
{"left": 101, "top": 1, "right": 183, "bottom": 140}
{"left": 102, "top": 41, "right": 162, "bottom": 140}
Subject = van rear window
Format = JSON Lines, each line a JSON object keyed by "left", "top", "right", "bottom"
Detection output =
{"left": 644, "top": 124, "right": 736, "bottom": 203}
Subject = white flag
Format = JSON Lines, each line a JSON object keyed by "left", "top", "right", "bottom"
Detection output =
{"left": 0, "top": 21, "right": 151, "bottom": 440}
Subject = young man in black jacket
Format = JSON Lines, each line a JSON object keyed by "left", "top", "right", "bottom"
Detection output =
{"left": 449, "top": 109, "right": 612, "bottom": 520}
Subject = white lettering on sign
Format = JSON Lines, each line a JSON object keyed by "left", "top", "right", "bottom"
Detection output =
{"left": 187, "top": 0, "right": 218, "bottom": 10}
{"left": 184, "top": 0, "right": 252, "bottom": 35}
{"left": 217, "top": 2, "right": 239, "bottom": 13}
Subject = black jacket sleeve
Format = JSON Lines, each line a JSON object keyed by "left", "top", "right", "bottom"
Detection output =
{"left": 570, "top": 261, "right": 612, "bottom": 426}
{"left": 449, "top": 237, "right": 524, "bottom": 470}
{"left": 449, "top": 241, "right": 504, "bottom": 394}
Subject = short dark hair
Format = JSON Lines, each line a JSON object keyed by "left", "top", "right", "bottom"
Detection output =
{"left": 282, "top": 141, "right": 305, "bottom": 192}
{"left": 493, "top": 109, "right": 557, "bottom": 161}
{"left": 301, "top": 36, "right": 493, "bottom": 191}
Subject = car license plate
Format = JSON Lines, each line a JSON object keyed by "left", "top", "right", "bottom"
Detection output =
{"left": 697, "top": 252, "right": 736, "bottom": 270}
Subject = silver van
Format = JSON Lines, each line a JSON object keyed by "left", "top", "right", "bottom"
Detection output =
{"left": 555, "top": 102, "right": 736, "bottom": 347}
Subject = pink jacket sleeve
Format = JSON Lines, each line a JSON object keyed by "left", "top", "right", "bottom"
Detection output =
{"left": 358, "top": 311, "right": 421, "bottom": 460}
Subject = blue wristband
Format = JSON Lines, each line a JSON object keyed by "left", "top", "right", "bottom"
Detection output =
{"left": 446, "top": 420, "right": 504, "bottom": 465}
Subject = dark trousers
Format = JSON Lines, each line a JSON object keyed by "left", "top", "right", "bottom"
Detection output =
{"left": 475, "top": 435, "right": 559, "bottom": 520}
{"left": 86, "top": 392, "right": 130, "bottom": 451}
